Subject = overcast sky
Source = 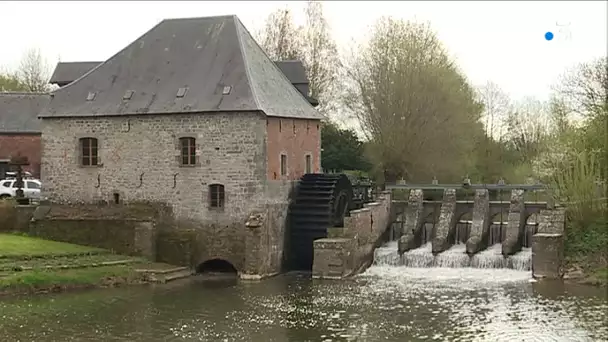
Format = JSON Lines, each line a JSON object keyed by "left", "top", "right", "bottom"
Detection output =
{"left": 0, "top": 1, "right": 606, "bottom": 102}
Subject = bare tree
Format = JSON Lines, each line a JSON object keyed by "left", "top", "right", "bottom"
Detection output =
{"left": 555, "top": 57, "right": 607, "bottom": 118}
{"left": 342, "top": 17, "right": 483, "bottom": 183}
{"left": 256, "top": 7, "right": 302, "bottom": 61}
{"left": 300, "top": 1, "right": 340, "bottom": 108}
{"left": 476, "top": 81, "right": 511, "bottom": 141}
{"left": 16, "top": 48, "right": 51, "bottom": 92}
{"left": 504, "top": 97, "right": 551, "bottom": 161}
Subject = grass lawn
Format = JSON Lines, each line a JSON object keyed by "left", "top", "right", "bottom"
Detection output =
{"left": 0, "top": 234, "right": 105, "bottom": 258}
{"left": 0, "top": 265, "right": 139, "bottom": 290}
{"left": 0, "top": 233, "right": 150, "bottom": 295}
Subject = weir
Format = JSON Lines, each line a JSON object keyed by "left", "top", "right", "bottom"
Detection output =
{"left": 384, "top": 185, "right": 565, "bottom": 273}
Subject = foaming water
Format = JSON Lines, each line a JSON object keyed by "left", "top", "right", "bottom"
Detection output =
{"left": 376, "top": 241, "right": 532, "bottom": 271}
{"left": 360, "top": 257, "right": 607, "bottom": 341}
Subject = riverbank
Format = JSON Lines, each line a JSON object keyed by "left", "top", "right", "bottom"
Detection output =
{"left": 564, "top": 256, "right": 608, "bottom": 287}
{"left": 0, "top": 233, "right": 188, "bottom": 296}
{"left": 562, "top": 218, "right": 608, "bottom": 287}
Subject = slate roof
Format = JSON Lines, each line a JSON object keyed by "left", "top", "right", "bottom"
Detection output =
{"left": 0, "top": 93, "right": 49, "bottom": 133}
{"left": 274, "top": 60, "right": 318, "bottom": 107}
{"left": 274, "top": 60, "right": 308, "bottom": 85}
{"left": 40, "top": 15, "right": 322, "bottom": 120}
{"left": 50, "top": 60, "right": 310, "bottom": 89}
{"left": 48, "top": 61, "right": 102, "bottom": 87}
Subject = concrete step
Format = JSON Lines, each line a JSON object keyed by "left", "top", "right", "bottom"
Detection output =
{"left": 138, "top": 267, "right": 193, "bottom": 283}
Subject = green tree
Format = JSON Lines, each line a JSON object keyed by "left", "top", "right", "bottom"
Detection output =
{"left": 343, "top": 17, "right": 483, "bottom": 184}
{"left": 0, "top": 73, "right": 28, "bottom": 91}
{"left": 321, "top": 121, "right": 370, "bottom": 172}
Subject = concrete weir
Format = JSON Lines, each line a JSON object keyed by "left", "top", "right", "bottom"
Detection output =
{"left": 374, "top": 182, "right": 570, "bottom": 279}
{"left": 502, "top": 189, "right": 525, "bottom": 256}
{"left": 465, "top": 189, "right": 490, "bottom": 255}
{"left": 431, "top": 189, "right": 457, "bottom": 254}
{"left": 398, "top": 189, "right": 424, "bottom": 254}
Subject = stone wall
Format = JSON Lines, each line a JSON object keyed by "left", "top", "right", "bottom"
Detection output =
{"left": 0, "top": 203, "right": 36, "bottom": 232}
{"left": 31, "top": 218, "right": 156, "bottom": 258}
{"left": 312, "top": 191, "right": 392, "bottom": 279}
{"left": 40, "top": 112, "right": 267, "bottom": 223}
{"left": 1, "top": 204, "right": 157, "bottom": 258}
{"left": 40, "top": 112, "right": 275, "bottom": 275}
{"left": 242, "top": 201, "right": 290, "bottom": 279}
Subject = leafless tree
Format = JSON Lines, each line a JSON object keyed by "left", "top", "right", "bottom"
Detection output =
{"left": 504, "top": 97, "right": 551, "bottom": 161}
{"left": 476, "top": 81, "right": 511, "bottom": 141}
{"left": 16, "top": 48, "right": 51, "bottom": 92}
{"left": 555, "top": 57, "right": 607, "bottom": 119}
{"left": 300, "top": 1, "right": 340, "bottom": 110}
{"left": 256, "top": 7, "right": 302, "bottom": 61}
{"left": 342, "top": 17, "right": 483, "bottom": 183}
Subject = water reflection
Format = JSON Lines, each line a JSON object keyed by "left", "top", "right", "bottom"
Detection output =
{"left": 0, "top": 268, "right": 606, "bottom": 341}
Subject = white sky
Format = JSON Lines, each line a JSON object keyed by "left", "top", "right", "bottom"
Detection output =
{"left": 0, "top": 1, "right": 606, "bottom": 102}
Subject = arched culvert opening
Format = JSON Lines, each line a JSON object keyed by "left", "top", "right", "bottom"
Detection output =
{"left": 196, "top": 259, "right": 237, "bottom": 274}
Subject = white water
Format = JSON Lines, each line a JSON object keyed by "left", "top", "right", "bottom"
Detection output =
{"left": 373, "top": 241, "right": 532, "bottom": 271}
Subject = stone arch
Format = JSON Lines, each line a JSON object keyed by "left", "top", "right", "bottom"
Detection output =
{"left": 522, "top": 212, "right": 539, "bottom": 248}
{"left": 196, "top": 258, "right": 238, "bottom": 274}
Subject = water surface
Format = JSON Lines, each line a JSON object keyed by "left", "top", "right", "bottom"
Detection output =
{"left": 0, "top": 262, "right": 606, "bottom": 341}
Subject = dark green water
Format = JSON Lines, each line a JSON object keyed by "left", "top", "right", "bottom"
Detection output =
{"left": 0, "top": 267, "right": 606, "bottom": 342}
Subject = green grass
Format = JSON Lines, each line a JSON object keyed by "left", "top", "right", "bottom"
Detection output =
{"left": 0, "top": 253, "right": 145, "bottom": 271}
{"left": 0, "top": 266, "right": 139, "bottom": 290}
{"left": 0, "top": 233, "right": 104, "bottom": 258}
{"left": 0, "top": 234, "right": 185, "bottom": 295}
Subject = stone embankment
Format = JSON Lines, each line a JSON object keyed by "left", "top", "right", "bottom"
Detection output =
{"left": 312, "top": 191, "right": 392, "bottom": 279}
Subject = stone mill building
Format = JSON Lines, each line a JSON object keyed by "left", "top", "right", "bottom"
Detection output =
{"left": 37, "top": 15, "right": 324, "bottom": 277}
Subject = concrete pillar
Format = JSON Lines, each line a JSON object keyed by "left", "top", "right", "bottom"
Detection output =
{"left": 466, "top": 189, "right": 490, "bottom": 255}
{"left": 502, "top": 189, "right": 525, "bottom": 256}
{"left": 532, "top": 233, "right": 564, "bottom": 279}
{"left": 398, "top": 189, "right": 424, "bottom": 254}
{"left": 243, "top": 213, "right": 265, "bottom": 278}
{"left": 432, "top": 188, "right": 457, "bottom": 254}
{"left": 538, "top": 208, "right": 566, "bottom": 235}
{"left": 312, "top": 238, "right": 355, "bottom": 279}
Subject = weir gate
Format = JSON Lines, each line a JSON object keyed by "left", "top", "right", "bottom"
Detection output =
{"left": 384, "top": 182, "right": 565, "bottom": 270}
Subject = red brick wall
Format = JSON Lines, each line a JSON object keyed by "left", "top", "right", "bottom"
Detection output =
{"left": 0, "top": 134, "right": 41, "bottom": 177}
{"left": 266, "top": 117, "right": 321, "bottom": 180}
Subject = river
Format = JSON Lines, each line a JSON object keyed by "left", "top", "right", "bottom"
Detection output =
{"left": 1, "top": 247, "right": 607, "bottom": 341}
